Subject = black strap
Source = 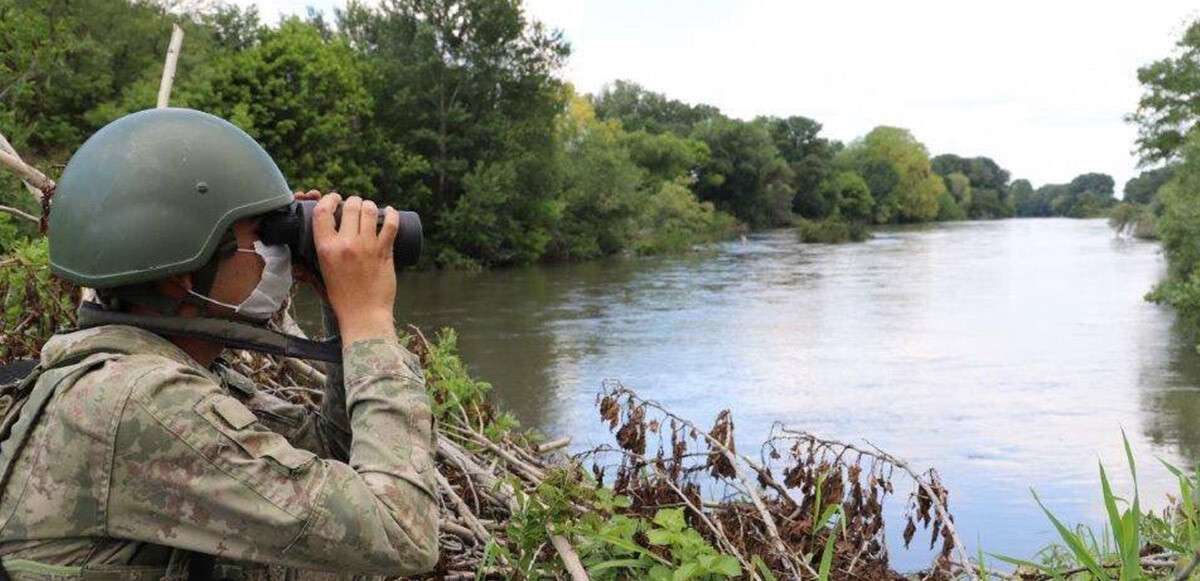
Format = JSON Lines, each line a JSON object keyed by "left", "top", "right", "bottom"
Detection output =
{"left": 76, "top": 303, "right": 342, "bottom": 363}
{"left": 0, "top": 360, "right": 36, "bottom": 388}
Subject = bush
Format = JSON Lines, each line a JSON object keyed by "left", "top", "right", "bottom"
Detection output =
{"left": 632, "top": 180, "right": 741, "bottom": 254}
{"left": 795, "top": 216, "right": 870, "bottom": 244}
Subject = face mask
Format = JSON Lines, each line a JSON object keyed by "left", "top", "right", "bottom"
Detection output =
{"left": 189, "top": 240, "right": 293, "bottom": 321}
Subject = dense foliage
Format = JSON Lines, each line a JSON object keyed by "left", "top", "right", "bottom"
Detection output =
{"left": 0, "top": 0, "right": 735, "bottom": 265}
{"left": 1130, "top": 17, "right": 1200, "bottom": 331}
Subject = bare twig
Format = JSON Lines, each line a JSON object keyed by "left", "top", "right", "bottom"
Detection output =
{"left": 0, "top": 204, "right": 37, "bottom": 223}
{"left": 436, "top": 470, "right": 491, "bottom": 543}
{"left": 537, "top": 436, "right": 572, "bottom": 454}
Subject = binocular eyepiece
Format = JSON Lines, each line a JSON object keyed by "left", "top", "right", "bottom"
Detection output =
{"left": 258, "top": 200, "right": 422, "bottom": 274}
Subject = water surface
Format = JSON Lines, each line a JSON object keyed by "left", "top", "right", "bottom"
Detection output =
{"left": 312, "top": 218, "right": 1200, "bottom": 568}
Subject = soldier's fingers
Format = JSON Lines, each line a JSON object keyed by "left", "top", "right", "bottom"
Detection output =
{"left": 379, "top": 207, "right": 400, "bottom": 256}
{"left": 313, "top": 193, "right": 341, "bottom": 245}
{"left": 340, "top": 196, "right": 363, "bottom": 238}
{"left": 296, "top": 189, "right": 321, "bottom": 201}
{"left": 360, "top": 200, "right": 380, "bottom": 243}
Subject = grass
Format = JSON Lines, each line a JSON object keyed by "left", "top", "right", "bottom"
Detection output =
{"left": 994, "top": 432, "right": 1200, "bottom": 581}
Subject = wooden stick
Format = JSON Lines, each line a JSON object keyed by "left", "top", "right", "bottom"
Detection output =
{"left": 549, "top": 534, "right": 591, "bottom": 581}
{"left": 0, "top": 205, "right": 37, "bottom": 223}
{"left": 435, "top": 470, "right": 491, "bottom": 543}
{"left": 0, "top": 132, "right": 46, "bottom": 202}
{"left": 157, "top": 24, "right": 185, "bottom": 108}
{"left": 537, "top": 436, "right": 571, "bottom": 454}
{"left": 0, "top": 150, "right": 53, "bottom": 194}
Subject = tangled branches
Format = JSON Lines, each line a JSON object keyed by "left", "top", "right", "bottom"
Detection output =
{"left": 585, "top": 380, "right": 970, "bottom": 581}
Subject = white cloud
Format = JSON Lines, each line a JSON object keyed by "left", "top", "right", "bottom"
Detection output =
{"left": 233, "top": 0, "right": 1200, "bottom": 190}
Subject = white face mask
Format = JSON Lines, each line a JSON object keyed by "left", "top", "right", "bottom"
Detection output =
{"left": 189, "top": 240, "right": 293, "bottom": 321}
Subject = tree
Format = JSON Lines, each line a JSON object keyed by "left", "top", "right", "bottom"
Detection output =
{"left": 760, "top": 115, "right": 841, "bottom": 219}
{"left": 691, "top": 116, "right": 785, "bottom": 228}
{"left": 338, "top": 0, "right": 569, "bottom": 266}
{"left": 590, "top": 80, "right": 718, "bottom": 135}
{"left": 183, "top": 19, "right": 381, "bottom": 193}
{"left": 1124, "top": 166, "right": 1175, "bottom": 204}
{"left": 931, "top": 154, "right": 1012, "bottom": 217}
{"left": 1009, "top": 179, "right": 1043, "bottom": 216}
{"left": 546, "top": 92, "right": 644, "bottom": 259}
{"left": 1129, "top": 20, "right": 1200, "bottom": 164}
{"left": 620, "top": 129, "right": 709, "bottom": 185}
{"left": 816, "top": 171, "right": 873, "bottom": 223}
{"left": 838, "top": 127, "right": 944, "bottom": 223}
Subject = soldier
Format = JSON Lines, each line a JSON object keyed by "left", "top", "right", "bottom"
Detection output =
{"left": 0, "top": 108, "right": 439, "bottom": 580}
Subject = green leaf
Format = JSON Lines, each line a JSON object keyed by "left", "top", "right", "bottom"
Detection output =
{"left": 646, "top": 529, "right": 675, "bottom": 546}
{"left": 710, "top": 555, "right": 742, "bottom": 577}
{"left": 653, "top": 508, "right": 687, "bottom": 532}
{"left": 648, "top": 565, "right": 673, "bottom": 581}
{"left": 673, "top": 562, "right": 699, "bottom": 581}
{"left": 752, "top": 555, "right": 780, "bottom": 581}
{"left": 595, "top": 533, "right": 671, "bottom": 565}
{"left": 588, "top": 558, "right": 646, "bottom": 573}
{"left": 818, "top": 508, "right": 842, "bottom": 581}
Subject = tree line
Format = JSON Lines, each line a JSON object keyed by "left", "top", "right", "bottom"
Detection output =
{"left": 1126, "top": 19, "right": 1200, "bottom": 328}
{"left": 0, "top": 0, "right": 1120, "bottom": 266}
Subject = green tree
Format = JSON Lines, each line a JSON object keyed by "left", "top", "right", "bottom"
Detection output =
{"left": 838, "top": 127, "right": 944, "bottom": 223}
{"left": 182, "top": 19, "right": 381, "bottom": 193}
{"left": 930, "top": 154, "right": 1012, "bottom": 218}
{"left": 691, "top": 117, "right": 786, "bottom": 228}
{"left": 816, "top": 171, "right": 873, "bottom": 223}
{"left": 1124, "top": 166, "right": 1175, "bottom": 205}
{"left": 620, "top": 129, "right": 709, "bottom": 185}
{"left": 590, "top": 80, "right": 718, "bottom": 135}
{"left": 1129, "top": 21, "right": 1200, "bottom": 164}
{"left": 1148, "top": 131, "right": 1200, "bottom": 320}
{"left": 1009, "top": 179, "right": 1043, "bottom": 216}
{"left": 760, "top": 115, "right": 841, "bottom": 219}
{"left": 339, "top": 0, "right": 569, "bottom": 266}
{"left": 547, "top": 92, "right": 643, "bottom": 259}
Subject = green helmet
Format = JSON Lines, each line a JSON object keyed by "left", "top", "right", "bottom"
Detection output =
{"left": 49, "top": 108, "right": 294, "bottom": 288}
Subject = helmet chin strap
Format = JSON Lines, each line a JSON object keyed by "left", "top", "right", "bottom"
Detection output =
{"left": 75, "top": 302, "right": 342, "bottom": 363}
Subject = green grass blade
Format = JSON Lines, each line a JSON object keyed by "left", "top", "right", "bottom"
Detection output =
{"left": 818, "top": 507, "right": 842, "bottom": 581}
{"left": 1032, "top": 489, "right": 1111, "bottom": 581}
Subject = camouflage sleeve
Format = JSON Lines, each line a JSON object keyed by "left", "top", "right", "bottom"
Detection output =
{"left": 106, "top": 340, "right": 439, "bottom": 575}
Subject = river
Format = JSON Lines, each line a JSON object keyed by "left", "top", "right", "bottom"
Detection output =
{"left": 303, "top": 217, "right": 1200, "bottom": 570}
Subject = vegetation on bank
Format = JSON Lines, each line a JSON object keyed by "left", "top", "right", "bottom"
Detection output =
{"left": 1128, "top": 20, "right": 1200, "bottom": 332}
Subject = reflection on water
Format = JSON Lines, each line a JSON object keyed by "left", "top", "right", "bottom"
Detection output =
{"left": 298, "top": 218, "right": 1200, "bottom": 569}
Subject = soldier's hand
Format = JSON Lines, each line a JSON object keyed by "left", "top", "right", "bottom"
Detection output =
{"left": 312, "top": 193, "right": 400, "bottom": 343}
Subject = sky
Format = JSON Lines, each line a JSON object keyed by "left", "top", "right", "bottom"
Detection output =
{"left": 233, "top": 0, "right": 1200, "bottom": 192}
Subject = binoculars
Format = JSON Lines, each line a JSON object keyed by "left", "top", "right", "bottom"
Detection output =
{"left": 258, "top": 200, "right": 422, "bottom": 274}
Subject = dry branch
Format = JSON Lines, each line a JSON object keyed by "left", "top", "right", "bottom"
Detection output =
{"left": 0, "top": 204, "right": 37, "bottom": 223}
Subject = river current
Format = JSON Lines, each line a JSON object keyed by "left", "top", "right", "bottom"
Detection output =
{"left": 303, "top": 218, "right": 1200, "bottom": 569}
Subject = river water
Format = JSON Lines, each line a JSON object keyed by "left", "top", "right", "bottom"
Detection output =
{"left": 310, "top": 218, "right": 1200, "bottom": 569}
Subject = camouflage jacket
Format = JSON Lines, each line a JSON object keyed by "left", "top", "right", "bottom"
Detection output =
{"left": 0, "top": 325, "right": 438, "bottom": 579}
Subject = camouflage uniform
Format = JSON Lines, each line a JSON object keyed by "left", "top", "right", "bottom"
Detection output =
{"left": 0, "top": 324, "right": 438, "bottom": 580}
